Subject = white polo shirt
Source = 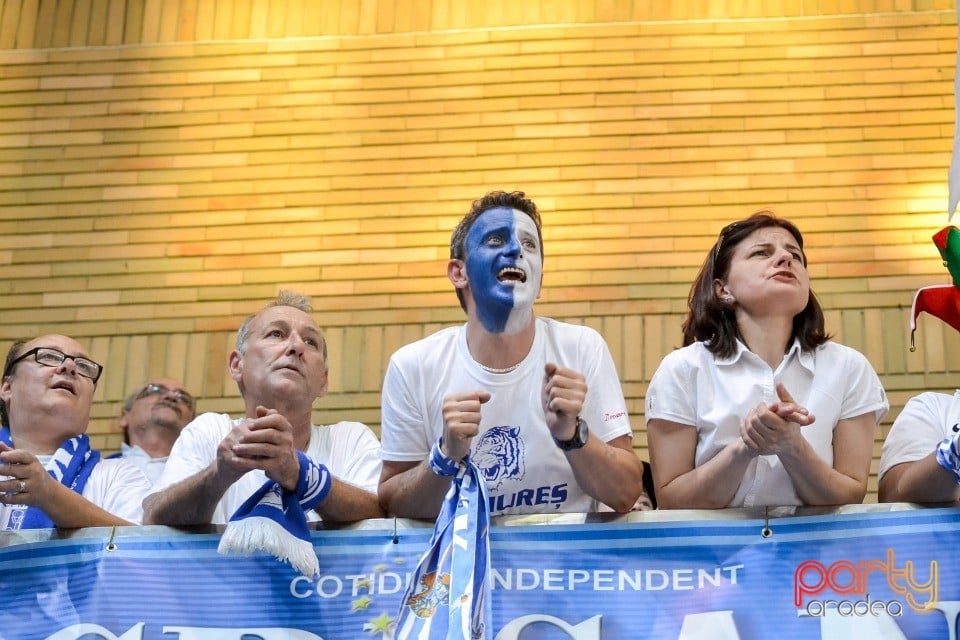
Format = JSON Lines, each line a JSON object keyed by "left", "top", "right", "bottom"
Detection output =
{"left": 879, "top": 390, "right": 960, "bottom": 480}
{"left": 646, "top": 339, "right": 888, "bottom": 507}
{"left": 120, "top": 442, "right": 168, "bottom": 486}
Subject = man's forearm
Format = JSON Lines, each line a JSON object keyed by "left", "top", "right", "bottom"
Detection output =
{"left": 379, "top": 461, "right": 452, "bottom": 519}
{"left": 880, "top": 454, "right": 960, "bottom": 503}
{"left": 143, "top": 464, "right": 234, "bottom": 526}
{"left": 314, "top": 479, "right": 386, "bottom": 522}
{"left": 42, "top": 483, "right": 134, "bottom": 528}
{"left": 566, "top": 436, "right": 644, "bottom": 512}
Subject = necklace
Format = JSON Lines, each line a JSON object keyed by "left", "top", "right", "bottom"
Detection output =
{"left": 477, "top": 361, "right": 521, "bottom": 374}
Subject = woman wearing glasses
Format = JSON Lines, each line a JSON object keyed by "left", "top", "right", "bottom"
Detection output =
{"left": 646, "top": 212, "right": 888, "bottom": 508}
{"left": 0, "top": 334, "right": 152, "bottom": 528}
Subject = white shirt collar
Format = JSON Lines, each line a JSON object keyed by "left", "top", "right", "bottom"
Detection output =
{"left": 714, "top": 337, "right": 814, "bottom": 375}
{"left": 121, "top": 442, "right": 153, "bottom": 461}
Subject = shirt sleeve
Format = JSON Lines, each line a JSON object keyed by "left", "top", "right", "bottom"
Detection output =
{"left": 879, "top": 392, "right": 950, "bottom": 479}
{"left": 379, "top": 354, "right": 433, "bottom": 461}
{"left": 579, "top": 327, "right": 633, "bottom": 442}
{"left": 86, "top": 459, "right": 153, "bottom": 524}
{"left": 150, "top": 412, "right": 227, "bottom": 494}
{"left": 645, "top": 348, "right": 697, "bottom": 427}
{"left": 329, "top": 422, "right": 383, "bottom": 494}
{"left": 836, "top": 346, "right": 889, "bottom": 425}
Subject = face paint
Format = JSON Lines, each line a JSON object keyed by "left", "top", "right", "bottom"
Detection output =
{"left": 464, "top": 207, "right": 543, "bottom": 333}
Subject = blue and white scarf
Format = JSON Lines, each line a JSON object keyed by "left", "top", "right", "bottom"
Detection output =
{"left": 0, "top": 428, "right": 100, "bottom": 530}
{"left": 217, "top": 450, "right": 331, "bottom": 578}
{"left": 936, "top": 433, "right": 960, "bottom": 483}
{"left": 396, "top": 441, "right": 492, "bottom": 640}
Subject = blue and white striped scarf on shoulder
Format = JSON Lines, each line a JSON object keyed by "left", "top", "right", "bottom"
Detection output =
{"left": 0, "top": 427, "right": 100, "bottom": 530}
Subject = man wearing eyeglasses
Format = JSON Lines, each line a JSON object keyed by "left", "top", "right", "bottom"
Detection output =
{"left": 0, "top": 335, "right": 152, "bottom": 529}
{"left": 117, "top": 379, "right": 196, "bottom": 485}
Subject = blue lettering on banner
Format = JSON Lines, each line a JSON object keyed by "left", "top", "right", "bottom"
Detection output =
{"left": 32, "top": 604, "right": 960, "bottom": 640}
{"left": 3, "top": 509, "right": 960, "bottom": 639}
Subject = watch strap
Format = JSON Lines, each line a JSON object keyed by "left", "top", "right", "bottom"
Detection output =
{"left": 554, "top": 416, "right": 589, "bottom": 451}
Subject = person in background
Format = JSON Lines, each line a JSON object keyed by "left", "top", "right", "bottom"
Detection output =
{"left": 879, "top": 390, "right": 960, "bottom": 504}
{"left": 646, "top": 212, "right": 888, "bottom": 508}
{"left": 0, "top": 334, "right": 151, "bottom": 528}
{"left": 878, "top": 228, "right": 960, "bottom": 505}
{"left": 116, "top": 377, "right": 196, "bottom": 485}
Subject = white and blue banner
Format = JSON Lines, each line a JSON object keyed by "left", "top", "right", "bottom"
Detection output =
{"left": 1, "top": 507, "right": 959, "bottom": 640}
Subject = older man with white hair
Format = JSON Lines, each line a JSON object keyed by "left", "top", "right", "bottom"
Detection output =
{"left": 144, "top": 291, "right": 383, "bottom": 527}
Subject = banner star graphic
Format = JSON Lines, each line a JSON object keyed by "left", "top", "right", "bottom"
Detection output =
{"left": 363, "top": 612, "right": 395, "bottom": 637}
{"left": 355, "top": 577, "right": 372, "bottom": 590}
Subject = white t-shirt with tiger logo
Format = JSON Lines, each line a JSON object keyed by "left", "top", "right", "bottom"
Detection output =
{"left": 380, "top": 317, "right": 633, "bottom": 516}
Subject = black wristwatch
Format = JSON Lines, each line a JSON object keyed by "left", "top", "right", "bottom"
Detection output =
{"left": 554, "top": 416, "right": 589, "bottom": 451}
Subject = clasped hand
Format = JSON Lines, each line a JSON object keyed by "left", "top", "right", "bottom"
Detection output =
{"left": 216, "top": 406, "right": 300, "bottom": 491}
{"left": 739, "top": 382, "right": 815, "bottom": 457}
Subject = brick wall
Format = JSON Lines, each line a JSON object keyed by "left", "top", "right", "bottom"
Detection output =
{"left": 0, "top": 0, "right": 957, "bottom": 502}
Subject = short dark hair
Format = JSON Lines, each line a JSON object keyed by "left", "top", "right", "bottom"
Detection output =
{"left": 449, "top": 190, "right": 544, "bottom": 312}
{"left": 1, "top": 338, "right": 30, "bottom": 427}
{"left": 681, "top": 211, "right": 829, "bottom": 358}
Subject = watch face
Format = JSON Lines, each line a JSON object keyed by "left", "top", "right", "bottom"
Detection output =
{"left": 556, "top": 417, "right": 588, "bottom": 451}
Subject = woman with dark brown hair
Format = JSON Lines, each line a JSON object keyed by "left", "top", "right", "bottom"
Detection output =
{"left": 646, "top": 212, "right": 888, "bottom": 509}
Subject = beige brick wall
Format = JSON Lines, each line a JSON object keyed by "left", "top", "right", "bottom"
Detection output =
{"left": 0, "top": 1, "right": 958, "bottom": 503}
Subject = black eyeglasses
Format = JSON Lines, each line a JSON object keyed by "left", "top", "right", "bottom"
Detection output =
{"left": 6, "top": 347, "right": 103, "bottom": 382}
{"left": 137, "top": 383, "right": 194, "bottom": 411}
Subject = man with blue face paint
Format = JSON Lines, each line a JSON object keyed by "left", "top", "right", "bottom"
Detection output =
{"left": 378, "top": 190, "right": 646, "bottom": 518}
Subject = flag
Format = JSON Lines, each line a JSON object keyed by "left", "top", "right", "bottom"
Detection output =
{"left": 395, "top": 461, "right": 492, "bottom": 639}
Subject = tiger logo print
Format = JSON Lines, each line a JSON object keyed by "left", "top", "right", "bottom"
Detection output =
{"left": 473, "top": 425, "right": 525, "bottom": 490}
